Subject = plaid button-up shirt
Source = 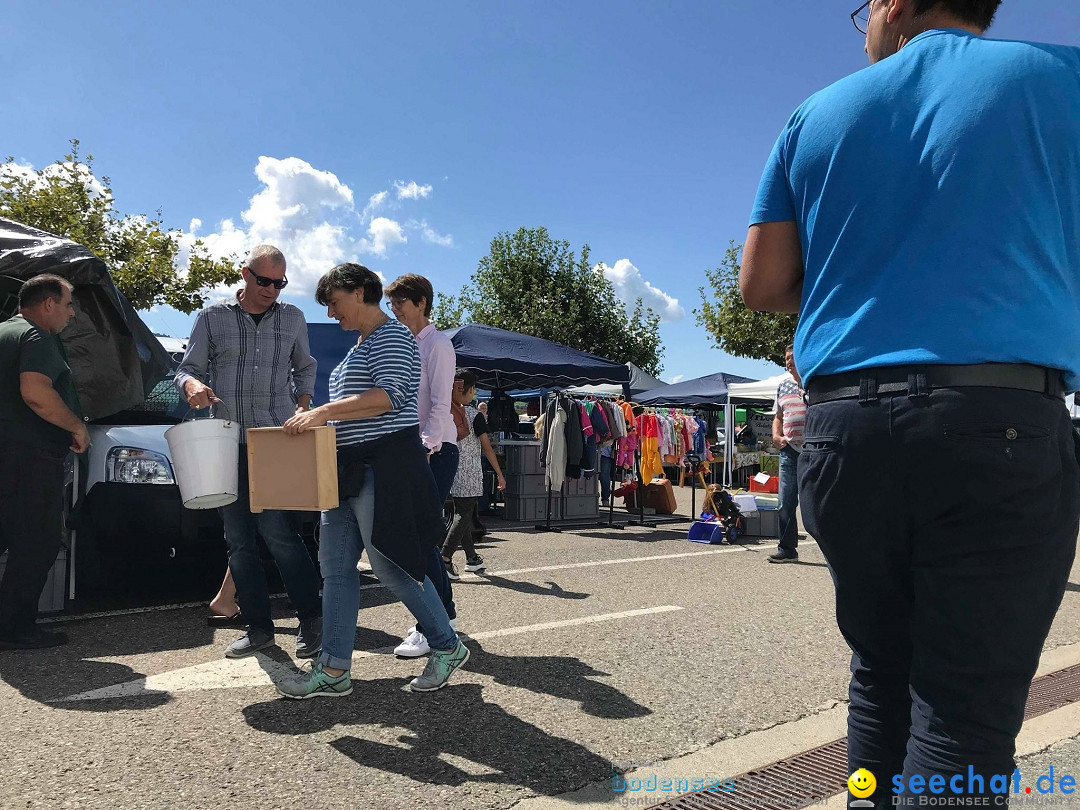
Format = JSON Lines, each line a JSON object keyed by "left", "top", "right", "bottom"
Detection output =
{"left": 174, "top": 297, "right": 317, "bottom": 432}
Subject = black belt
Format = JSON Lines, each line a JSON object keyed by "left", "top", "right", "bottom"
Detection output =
{"left": 806, "top": 363, "right": 1065, "bottom": 406}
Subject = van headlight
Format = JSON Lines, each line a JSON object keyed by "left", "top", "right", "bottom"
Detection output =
{"left": 106, "top": 447, "right": 175, "bottom": 484}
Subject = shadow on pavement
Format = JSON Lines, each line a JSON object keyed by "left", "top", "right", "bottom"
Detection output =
{"left": 244, "top": 676, "right": 622, "bottom": 795}
{"left": 463, "top": 639, "right": 650, "bottom": 719}
{"left": 464, "top": 573, "right": 590, "bottom": 600}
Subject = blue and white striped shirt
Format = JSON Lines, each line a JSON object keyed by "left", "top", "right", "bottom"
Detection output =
{"left": 174, "top": 297, "right": 316, "bottom": 431}
{"left": 329, "top": 318, "right": 420, "bottom": 447}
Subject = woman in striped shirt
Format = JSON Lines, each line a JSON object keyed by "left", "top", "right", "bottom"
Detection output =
{"left": 277, "top": 263, "right": 469, "bottom": 698}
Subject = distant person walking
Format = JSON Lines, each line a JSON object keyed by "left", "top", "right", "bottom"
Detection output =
{"left": 0, "top": 275, "right": 87, "bottom": 650}
{"left": 768, "top": 345, "right": 805, "bottom": 564}
{"left": 441, "top": 369, "right": 506, "bottom": 579}
{"left": 175, "top": 245, "right": 323, "bottom": 661}
{"left": 385, "top": 273, "right": 460, "bottom": 658}
{"left": 742, "top": 2, "right": 1080, "bottom": 805}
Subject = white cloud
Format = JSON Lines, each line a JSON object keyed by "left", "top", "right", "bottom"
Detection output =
{"left": 669, "top": 374, "right": 685, "bottom": 384}
{"left": 1, "top": 159, "right": 108, "bottom": 199}
{"left": 362, "top": 190, "right": 388, "bottom": 221}
{"left": 595, "top": 259, "right": 685, "bottom": 322}
{"left": 414, "top": 219, "right": 454, "bottom": 248}
{"left": 358, "top": 217, "right": 406, "bottom": 256}
{"left": 394, "top": 180, "right": 432, "bottom": 200}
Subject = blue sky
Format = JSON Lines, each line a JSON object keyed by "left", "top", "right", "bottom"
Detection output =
{"left": 2, "top": 2, "right": 1077, "bottom": 384}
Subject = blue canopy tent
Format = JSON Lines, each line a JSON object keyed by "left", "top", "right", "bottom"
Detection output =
{"left": 634, "top": 371, "right": 755, "bottom": 410}
{"left": 442, "top": 324, "right": 631, "bottom": 391}
{"left": 307, "top": 322, "right": 631, "bottom": 405}
{"left": 635, "top": 370, "right": 758, "bottom": 487}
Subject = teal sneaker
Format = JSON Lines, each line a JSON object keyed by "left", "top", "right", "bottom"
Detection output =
{"left": 410, "top": 640, "right": 470, "bottom": 692}
{"left": 277, "top": 661, "right": 352, "bottom": 699}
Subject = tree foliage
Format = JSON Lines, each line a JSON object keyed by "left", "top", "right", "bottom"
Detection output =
{"left": 0, "top": 140, "right": 240, "bottom": 313}
{"left": 694, "top": 240, "right": 797, "bottom": 367}
{"left": 434, "top": 226, "right": 664, "bottom": 375}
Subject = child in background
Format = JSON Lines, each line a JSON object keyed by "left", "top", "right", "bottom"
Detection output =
{"left": 443, "top": 370, "right": 506, "bottom": 579}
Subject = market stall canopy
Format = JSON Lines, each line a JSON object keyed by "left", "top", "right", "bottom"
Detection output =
{"left": 566, "top": 362, "right": 667, "bottom": 397}
{"left": 635, "top": 370, "right": 757, "bottom": 409}
{"left": 726, "top": 372, "right": 791, "bottom": 404}
{"left": 442, "top": 324, "right": 631, "bottom": 390}
{"left": 0, "top": 217, "right": 172, "bottom": 420}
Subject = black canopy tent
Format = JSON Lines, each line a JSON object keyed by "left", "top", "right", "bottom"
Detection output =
{"left": 0, "top": 218, "right": 172, "bottom": 420}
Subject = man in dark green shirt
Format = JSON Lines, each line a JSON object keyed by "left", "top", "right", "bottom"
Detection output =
{"left": 0, "top": 273, "right": 88, "bottom": 650}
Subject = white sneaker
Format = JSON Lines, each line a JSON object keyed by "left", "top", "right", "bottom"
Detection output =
{"left": 394, "top": 628, "right": 430, "bottom": 657}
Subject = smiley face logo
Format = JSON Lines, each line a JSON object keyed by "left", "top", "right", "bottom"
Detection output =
{"left": 848, "top": 768, "right": 877, "bottom": 799}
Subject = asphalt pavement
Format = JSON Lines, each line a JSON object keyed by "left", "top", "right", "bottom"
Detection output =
{"left": 2, "top": 485, "right": 1079, "bottom": 810}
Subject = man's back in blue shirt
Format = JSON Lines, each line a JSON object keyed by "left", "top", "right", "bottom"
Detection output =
{"left": 751, "top": 29, "right": 1080, "bottom": 387}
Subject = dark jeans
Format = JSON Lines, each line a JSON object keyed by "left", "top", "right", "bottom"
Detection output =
{"left": 421, "top": 442, "right": 459, "bottom": 630}
{"left": 0, "top": 439, "right": 66, "bottom": 637}
{"left": 220, "top": 450, "right": 322, "bottom": 637}
{"left": 777, "top": 445, "right": 801, "bottom": 553}
{"left": 442, "top": 497, "right": 480, "bottom": 560}
{"left": 599, "top": 454, "right": 614, "bottom": 504}
{"left": 800, "top": 386, "right": 1079, "bottom": 808}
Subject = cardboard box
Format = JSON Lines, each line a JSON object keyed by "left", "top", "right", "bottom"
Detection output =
{"left": 246, "top": 426, "right": 339, "bottom": 513}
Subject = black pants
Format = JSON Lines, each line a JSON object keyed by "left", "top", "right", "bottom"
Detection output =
{"left": 800, "top": 386, "right": 1079, "bottom": 808}
{"left": 0, "top": 438, "right": 67, "bottom": 636}
{"left": 442, "top": 497, "right": 480, "bottom": 560}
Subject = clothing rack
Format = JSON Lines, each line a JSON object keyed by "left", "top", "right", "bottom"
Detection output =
{"left": 534, "top": 390, "right": 626, "bottom": 532}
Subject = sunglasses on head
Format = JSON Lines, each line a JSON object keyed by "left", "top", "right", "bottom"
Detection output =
{"left": 248, "top": 269, "right": 288, "bottom": 290}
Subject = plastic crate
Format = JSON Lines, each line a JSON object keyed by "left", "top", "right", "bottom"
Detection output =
{"left": 503, "top": 494, "right": 559, "bottom": 522}
{"left": 504, "top": 443, "right": 542, "bottom": 475}
{"left": 748, "top": 475, "right": 779, "bottom": 494}
{"left": 562, "top": 494, "right": 599, "bottom": 518}
{"left": 564, "top": 476, "right": 598, "bottom": 496}
{"left": 742, "top": 506, "right": 779, "bottom": 537}
{"left": 505, "top": 474, "right": 547, "bottom": 497}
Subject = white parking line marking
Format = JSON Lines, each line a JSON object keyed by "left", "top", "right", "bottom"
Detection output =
{"left": 54, "top": 606, "right": 684, "bottom": 702}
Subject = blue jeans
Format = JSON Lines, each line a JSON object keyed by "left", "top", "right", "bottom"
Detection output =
{"left": 220, "top": 450, "right": 322, "bottom": 637}
{"left": 777, "top": 445, "right": 801, "bottom": 553}
{"left": 420, "top": 442, "right": 459, "bottom": 631}
{"left": 800, "top": 385, "right": 1079, "bottom": 807}
{"left": 318, "top": 467, "right": 458, "bottom": 671}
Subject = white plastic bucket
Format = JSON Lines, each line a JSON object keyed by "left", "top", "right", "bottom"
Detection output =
{"left": 165, "top": 418, "right": 241, "bottom": 509}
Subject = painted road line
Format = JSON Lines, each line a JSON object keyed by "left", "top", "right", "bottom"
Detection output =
{"left": 43, "top": 546, "right": 782, "bottom": 623}
{"left": 54, "top": 605, "right": 684, "bottom": 702}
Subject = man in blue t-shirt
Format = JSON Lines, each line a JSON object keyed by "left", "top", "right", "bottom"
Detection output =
{"left": 742, "top": 1, "right": 1080, "bottom": 805}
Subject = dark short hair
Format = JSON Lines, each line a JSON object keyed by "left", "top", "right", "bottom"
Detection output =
{"left": 315, "top": 263, "right": 383, "bottom": 307}
{"left": 913, "top": 0, "right": 1001, "bottom": 29}
{"left": 19, "top": 274, "right": 73, "bottom": 309}
{"left": 385, "top": 274, "right": 434, "bottom": 318}
{"left": 455, "top": 368, "right": 478, "bottom": 391}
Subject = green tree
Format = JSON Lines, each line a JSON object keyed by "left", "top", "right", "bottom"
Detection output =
{"left": 434, "top": 226, "right": 664, "bottom": 375}
{"left": 695, "top": 240, "right": 796, "bottom": 367}
{"left": 0, "top": 140, "right": 240, "bottom": 313}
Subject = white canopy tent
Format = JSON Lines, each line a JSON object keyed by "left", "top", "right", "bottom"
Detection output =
{"left": 721, "top": 372, "right": 791, "bottom": 486}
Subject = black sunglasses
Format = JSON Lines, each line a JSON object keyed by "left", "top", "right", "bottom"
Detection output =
{"left": 850, "top": 0, "right": 872, "bottom": 34}
{"left": 248, "top": 269, "right": 288, "bottom": 290}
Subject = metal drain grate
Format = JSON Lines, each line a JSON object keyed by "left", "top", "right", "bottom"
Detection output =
{"left": 650, "top": 661, "right": 1080, "bottom": 810}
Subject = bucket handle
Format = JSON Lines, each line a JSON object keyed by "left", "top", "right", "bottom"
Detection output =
{"left": 183, "top": 397, "right": 234, "bottom": 424}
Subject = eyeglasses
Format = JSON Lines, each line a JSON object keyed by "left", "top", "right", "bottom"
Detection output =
{"left": 384, "top": 298, "right": 405, "bottom": 311}
{"left": 248, "top": 269, "right": 288, "bottom": 290}
{"left": 851, "top": 0, "right": 872, "bottom": 34}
